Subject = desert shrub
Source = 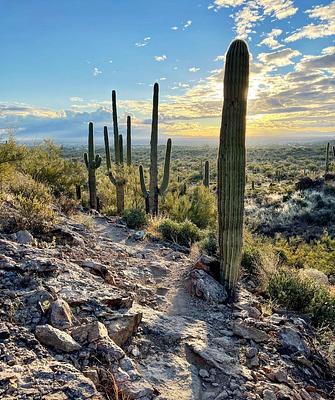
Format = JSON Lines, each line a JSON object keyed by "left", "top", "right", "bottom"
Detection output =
{"left": 21, "top": 140, "right": 86, "bottom": 196}
{"left": 162, "top": 192, "right": 191, "bottom": 222}
{"left": 199, "top": 231, "right": 218, "bottom": 256}
{"left": 158, "top": 218, "right": 201, "bottom": 247}
{"left": 0, "top": 136, "right": 27, "bottom": 166}
{"left": 123, "top": 208, "right": 148, "bottom": 229}
{"left": 268, "top": 269, "right": 335, "bottom": 328}
{"left": 188, "top": 186, "right": 216, "bottom": 229}
{"left": 274, "top": 232, "right": 335, "bottom": 276}
{"left": 5, "top": 175, "right": 56, "bottom": 233}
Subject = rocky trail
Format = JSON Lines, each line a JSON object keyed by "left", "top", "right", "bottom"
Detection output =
{"left": 0, "top": 213, "right": 334, "bottom": 400}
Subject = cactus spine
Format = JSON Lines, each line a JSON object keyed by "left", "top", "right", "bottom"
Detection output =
{"left": 139, "top": 83, "right": 172, "bottom": 215}
{"left": 203, "top": 160, "right": 210, "bottom": 187}
{"left": 84, "top": 122, "right": 102, "bottom": 209}
{"left": 217, "top": 39, "right": 249, "bottom": 291}
{"left": 104, "top": 116, "right": 126, "bottom": 215}
{"left": 127, "top": 116, "right": 132, "bottom": 166}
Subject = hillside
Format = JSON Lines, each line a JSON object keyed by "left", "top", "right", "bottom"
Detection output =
{"left": 0, "top": 211, "right": 334, "bottom": 400}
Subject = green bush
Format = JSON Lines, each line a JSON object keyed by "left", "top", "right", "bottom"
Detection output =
{"left": 268, "top": 269, "right": 335, "bottom": 329}
{"left": 5, "top": 175, "right": 56, "bottom": 233}
{"left": 158, "top": 218, "right": 201, "bottom": 247}
{"left": 188, "top": 186, "right": 216, "bottom": 229}
{"left": 123, "top": 208, "right": 148, "bottom": 229}
{"left": 200, "top": 232, "right": 218, "bottom": 256}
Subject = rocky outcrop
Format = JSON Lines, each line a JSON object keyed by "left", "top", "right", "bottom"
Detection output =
{"left": 0, "top": 215, "right": 334, "bottom": 400}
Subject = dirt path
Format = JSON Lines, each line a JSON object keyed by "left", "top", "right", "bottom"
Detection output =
{"left": 89, "top": 216, "right": 333, "bottom": 400}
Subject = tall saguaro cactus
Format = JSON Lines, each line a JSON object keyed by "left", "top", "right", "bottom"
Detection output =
{"left": 325, "top": 142, "right": 330, "bottom": 176}
{"left": 139, "top": 83, "right": 172, "bottom": 215}
{"left": 217, "top": 39, "right": 249, "bottom": 291}
{"left": 203, "top": 160, "right": 210, "bottom": 187}
{"left": 127, "top": 116, "right": 132, "bottom": 166}
{"left": 112, "top": 90, "right": 120, "bottom": 164}
{"left": 104, "top": 125, "right": 126, "bottom": 215}
{"left": 84, "top": 122, "right": 102, "bottom": 210}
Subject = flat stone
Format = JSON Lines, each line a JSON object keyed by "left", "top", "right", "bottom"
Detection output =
{"left": 16, "top": 230, "right": 34, "bottom": 245}
{"left": 105, "top": 312, "right": 142, "bottom": 347}
{"left": 232, "top": 321, "right": 270, "bottom": 343}
{"left": 263, "top": 389, "right": 276, "bottom": 400}
{"left": 35, "top": 324, "right": 81, "bottom": 352}
{"left": 278, "top": 327, "right": 310, "bottom": 356}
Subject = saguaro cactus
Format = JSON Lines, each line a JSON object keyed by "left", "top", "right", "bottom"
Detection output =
{"left": 217, "top": 39, "right": 249, "bottom": 291}
{"left": 203, "top": 160, "right": 210, "bottom": 187}
{"left": 104, "top": 126, "right": 126, "bottom": 215}
{"left": 84, "top": 122, "right": 102, "bottom": 209}
{"left": 139, "top": 83, "right": 172, "bottom": 215}
{"left": 112, "top": 90, "right": 120, "bottom": 164}
{"left": 127, "top": 116, "right": 132, "bottom": 166}
{"left": 325, "top": 142, "right": 330, "bottom": 176}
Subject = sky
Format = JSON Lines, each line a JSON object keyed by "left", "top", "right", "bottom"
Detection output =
{"left": 0, "top": 0, "right": 334, "bottom": 144}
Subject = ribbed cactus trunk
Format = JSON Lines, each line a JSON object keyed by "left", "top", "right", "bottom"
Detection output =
{"left": 325, "top": 142, "right": 330, "bottom": 176}
{"left": 127, "top": 116, "right": 132, "bottom": 166}
{"left": 149, "top": 83, "right": 159, "bottom": 215}
{"left": 112, "top": 90, "right": 120, "bottom": 164}
{"left": 218, "top": 39, "right": 249, "bottom": 291}
{"left": 203, "top": 160, "right": 210, "bottom": 187}
{"left": 139, "top": 83, "right": 172, "bottom": 215}
{"left": 84, "top": 122, "right": 102, "bottom": 210}
{"left": 104, "top": 124, "right": 126, "bottom": 215}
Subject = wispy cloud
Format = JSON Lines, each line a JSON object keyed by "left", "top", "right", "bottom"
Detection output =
{"left": 285, "top": 1, "right": 335, "bottom": 42}
{"left": 135, "top": 36, "right": 151, "bottom": 47}
{"left": 183, "top": 20, "right": 192, "bottom": 30}
{"left": 171, "top": 26, "right": 178, "bottom": 31}
{"left": 93, "top": 67, "right": 102, "bottom": 76}
{"left": 154, "top": 55, "right": 167, "bottom": 62}
{"left": 258, "top": 47, "right": 301, "bottom": 67}
{"left": 259, "top": 28, "right": 283, "bottom": 49}
{"left": 189, "top": 67, "right": 200, "bottom": 72}
{"left": 70, "top": 97, "right": 84, "bottom": 102}
{"left": 211, "top": 0, "right": 297, "bottom": 39}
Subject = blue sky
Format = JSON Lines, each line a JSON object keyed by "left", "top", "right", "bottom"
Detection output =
{"left": 0, "top": 0, "right": 334, "bottom": 143}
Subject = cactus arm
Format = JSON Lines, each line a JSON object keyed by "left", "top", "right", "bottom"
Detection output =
{"left": 127, "top": 116, "right": 132, "bottom": 166}
{"left": 112, "top": 90, "right": 120, "bottom": 164}
{"left": 203, "top": 160, "right": 210, "bottom": 187}
{"left": 160, "top": 138, "right": 172, "bottom": 195}
{"left": 84, "top": 152, "right": 89, "bottom": 169}
{"left": 119, "top": 134, "right": 124, "bottom": 165}
{"left": 218, "top": 39, "right": 249, "bottom": 291}
{"left": 104, "top": 126, "right": 112, "bottom": 171}
{"left": 149, "top": 83, "right": 159, "bottom": 214}
{"left": 94, "top": 154, "right": 102, "bottom": 169}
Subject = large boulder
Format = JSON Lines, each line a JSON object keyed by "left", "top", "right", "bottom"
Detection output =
{"left": 187, "top": 269, "right": 227, "bottom": 303}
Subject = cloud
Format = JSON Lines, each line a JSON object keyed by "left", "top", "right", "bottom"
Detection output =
{"left": 135, "top": 37, "right": 151, "bottom": 47}
{"left": 285, "top": 1, "right": 335, "bottom": 42}
{"left": 93, "top": 67, "right": 102, "bottom": 76}
{"left": 2, "top": 45, "right": 334, "bottom": 142}
{"left": 70, "top": 97, "right": 84, "bottom": 102}
{"left": 211, "top": 0, "right": 297, "bottom": 39}
{"left": 257, "top": 48, "right": 301, "bottom": 67}
{"left": 183, "top": 20, "right": 192, "bottom": 29}
{"left": 258, "top": 28, "right": 283, "bottom": 49}
{"left": 171, "top": 26, "right": 178, "bottom": 31}
{"left": 189, "top": 67, "right": 200, "bottom": 72}
{"left": 154, "top": 55, "right": 167, "bottom": 62}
